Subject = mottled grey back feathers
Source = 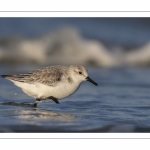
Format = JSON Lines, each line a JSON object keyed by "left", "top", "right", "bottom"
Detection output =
{"left": 2, "top": 66, "right": 71, "bottom": 86}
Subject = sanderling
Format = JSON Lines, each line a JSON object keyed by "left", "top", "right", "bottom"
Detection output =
{"left": 1, "top": 65, "right": 98, "bottom": 107}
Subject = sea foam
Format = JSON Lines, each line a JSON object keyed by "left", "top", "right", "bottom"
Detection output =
{"left": 0, "top": 27, "right": 150, "bottom": 67}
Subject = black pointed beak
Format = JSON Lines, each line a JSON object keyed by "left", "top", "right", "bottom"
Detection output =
{"left": 86, "top": 77, "right": 98, "bottom": 86}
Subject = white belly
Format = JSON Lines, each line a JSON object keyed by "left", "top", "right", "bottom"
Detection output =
{"left": 12, "top": 80, "right": 81, "bottom": 100}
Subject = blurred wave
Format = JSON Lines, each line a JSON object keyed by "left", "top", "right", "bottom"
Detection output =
{"left": 0, "top": 26, "right": 150, "bottom": 67}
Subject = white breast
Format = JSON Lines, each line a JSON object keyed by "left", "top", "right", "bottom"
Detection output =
{"left": 11, "top": 79, "right": 81, "bottom": 100}
{"left": 35, "top": 80, "right": 81, "bottom": 100}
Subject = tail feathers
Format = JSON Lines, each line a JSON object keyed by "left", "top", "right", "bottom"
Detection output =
{"left": 1, "top": 74, "right": 26, "bottom": 82}
{"left": 1, "top": 75, "right": 10, "bottom": 78}
{"left": 1, "top": 75, "right": 16, "bottom": 80}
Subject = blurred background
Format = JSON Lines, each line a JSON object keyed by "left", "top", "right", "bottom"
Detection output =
{"left": 1, "top": 18, "right": 150, "bottom": 68}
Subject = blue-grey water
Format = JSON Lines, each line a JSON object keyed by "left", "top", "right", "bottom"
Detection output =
{"left": 1, "top": 65, "right": 150, "bottom": 132}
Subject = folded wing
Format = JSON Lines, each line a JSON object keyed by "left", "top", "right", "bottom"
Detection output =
{"left": 1, "top": 66, "right": 65, "bottom": 86}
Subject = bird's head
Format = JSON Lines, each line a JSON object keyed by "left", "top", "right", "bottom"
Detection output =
{"left": 69, "top": 65, "right": 98, "bottom": 86}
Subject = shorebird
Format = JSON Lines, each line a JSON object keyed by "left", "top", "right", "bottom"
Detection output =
{"left": 1, "top": 65, "right": 98, "bottom": 107}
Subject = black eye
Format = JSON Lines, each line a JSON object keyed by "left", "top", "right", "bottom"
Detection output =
{"left": 79, "top": 71, "right": 82, "bottom": 74}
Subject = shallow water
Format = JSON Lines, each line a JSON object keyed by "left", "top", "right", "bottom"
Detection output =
{"left": 1, "top": 66, "right": 150, "bottom": 132}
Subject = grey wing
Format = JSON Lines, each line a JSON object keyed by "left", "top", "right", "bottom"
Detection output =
{"left": 1, "top": 67, "right": 64, "bottom": 86}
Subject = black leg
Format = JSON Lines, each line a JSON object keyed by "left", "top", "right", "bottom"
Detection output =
{"left": 36, "top": 98, "right": 41, "bottom": 102}
{"left": 33, "top": 103, "right": 37, "bottom": 107}
{"left": 34, "top": 97, "right": 59, "bottom": 106}
{"left": 33, "top": 98, "right": 42, "bottom": 107}
{"left": 48, "top": 96, "right": 59, "bottom": 104}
